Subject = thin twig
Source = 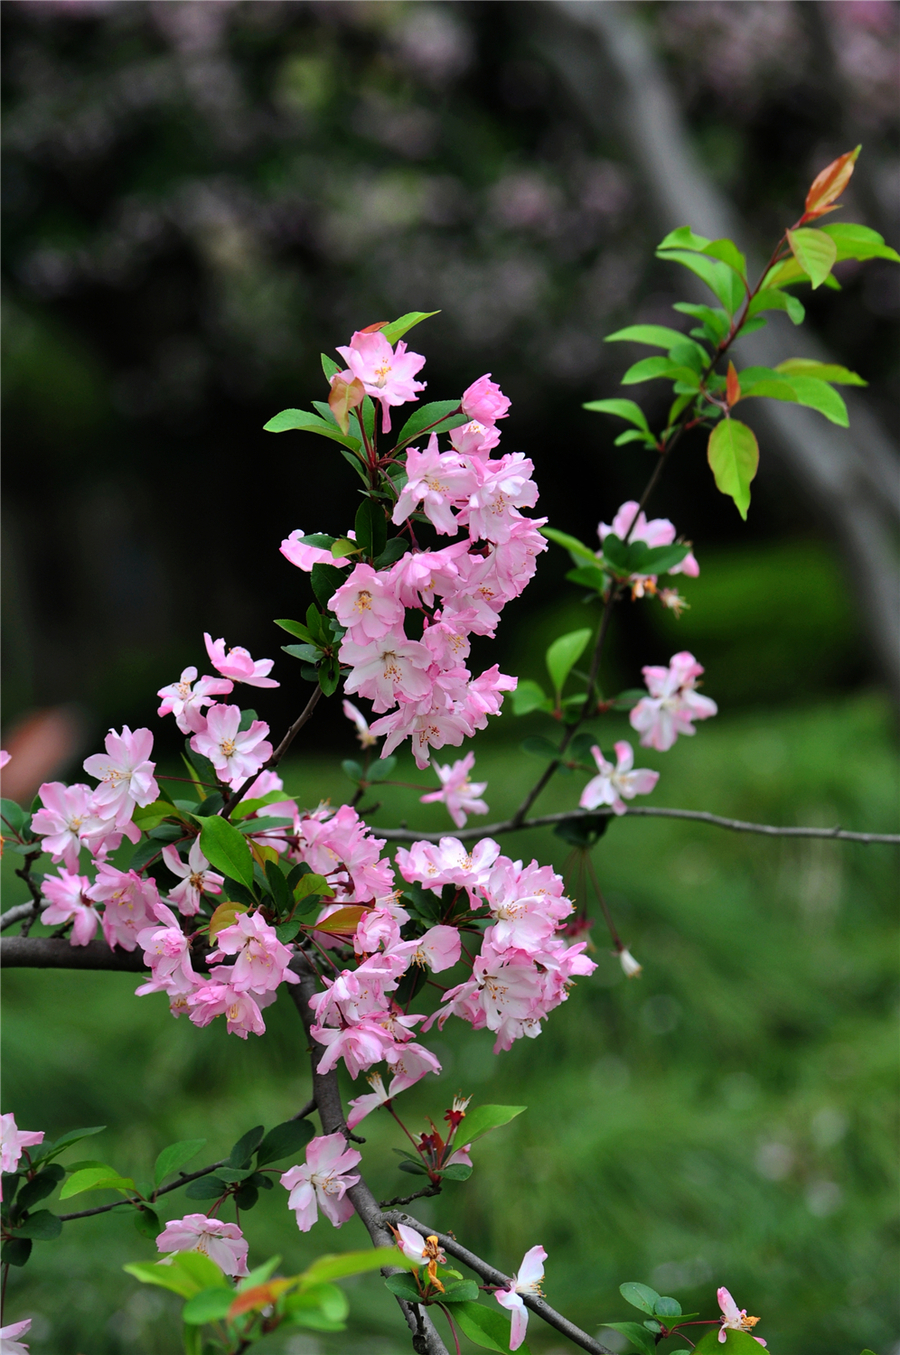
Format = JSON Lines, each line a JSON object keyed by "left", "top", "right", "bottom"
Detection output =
{"left": 382, "top": 1213, "right": 614, "bottom": 1355}
{"left": 377, "top": 806, "right": 900, "bottom": 845}
{"left": 379, "top": 1183, "right": 443, "bottom": 1209}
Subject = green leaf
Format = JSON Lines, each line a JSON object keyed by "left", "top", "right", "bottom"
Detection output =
{"left": 604, "top": 325, "right": 694, "bottom": 351}
{"left": 294, "top": 872, "right": 334, "bottom": 903}
{"left": 656, "top": 248, "right": 741, "bottom": 311}
{"left": 786, "top": 227, "right": 838, "bottom": 289}
{"left": 367, "top": 755, "right": 397, "bottom": 783}
{"left": 0, "top": 798, "right": 28, "bottom": 834}
{"left": 566, "top": 564, "right": 609, "bottom": 592}
{"left": 510, "top": 680, "right": 551, "bottom": 716}
{"left": 303, "top": 1247, "right": 406, "bottom": 1286}
{"left": 393, "top": 398, "right": 466, "bottom": 449}
{"left": 384, "top": 1273, "right": 422, "bottom": 1302}
{"left": 692, "top": 1331, "right": 768, "bottom": 1354}
{"left": 380, "top": 310, "right": 440, "bottom": 345}
{"left": 539, "top": 527, "right": 599, "bottom": 566}
{"left": 641, "top": 543, "right": 690, "bottom": 574}
{"left": 374, "top": 537, "right": 410, "bottom": 569}
{"left": 59, "top": 1167, "right": 135, "bottom": 1199}
{"left": 613, "top": 429, "right": 656, "bottom": 447}
{"left": 34, "top": 1126, "right": 105, "bottom": 1165}
{"left": 746, "top": 288, "right": 805, "bottom": 325}
{"left": 439, "top": 1162, "right": 473, "bottom": 1181}
{"left": 255, "top": 1119, "right": 315, "bottom": 1167}
{"left": 458, "top": 1104, "right": 526, "bottom": 1145}
{"left": 619, "top": 1281, "right": 660, "bottom": 1313}
{"left": 775, "top": 358, "right": 865, "bottom": 386}
{"left": 820, "top": 221, "right": 900, "bottom": 263}
{"left": 2, "top": 1238, "right": 32, "bottom": 1267}
{"left": 521, "top": 736, "right": 559, "bottom": 760}
{"left": 264, "top": 859, "right": 293, "bottom": 913}
{"left": 182, "top": 1287, "right": 234, "bottom": 1324}
{"left": 15, "top": 1166, "right": 65, "bottom": 1213}
{"left": 197, "top": 816, "right": 254, "bottom": 890}
{"left": 601, "top": 1321, "right": 657, "bottom": 1355}
{"left": 14, "top": 1209, "right": 62, "bottom": 1240}
{"left": 154, "top": 1140, "right": 207, "bottom": 1189}
{"left": 263, "top": 408, "right": 362, "bottom": 451}
{"left": 452, "top": 1301, "right": 529, "bottom": 1354}
{"left": 124, "top": 1252, "right": 225, "bottom": 1299}
{"left": 620, "top": 356, "right": 699, "bottom": 386}
{"left": 784, "top": 376, "right": 849, "bottom": 426}
{"left": 274, "top": 618, "right": 315, "bottom": 642}
{"left": 672, "top": 301, "right": 730, "bottom": 342}
{"left": 657, "top": 226, "right": 711, "bottom": 252}
{"left": 654, "top": 1296, "right": 682, "bottom": 1317}
{"left": 702, "top": 238, "right": 747, "bottom": 279}
{"left": 582, "top": 398, "right": 650, "bottom": 432}
{"left": 439, "top": 1279, "right": 481, "bottom": 1303}
{"left": 546, "top": 628, "right": 592, "bottom": 695}
{"left": 355, "top": 498, "right": 388, "bottom": 559}
{"left": 310, "top": 562, "right": 348, "bottom": 610}
{"left": 600, "top": 533, "right": 651, "bottom": 577}
{"left": 133, "top": 1206, "right": 161, "bottom": 1240}
{"left": 707, "top": 418, "right": 759, "bottom": 520}
{"left": 229, "top": 1125, "right": 265, "bottom": 1168}
{"left": 184, "top": 1176, "right": 228, "bottom": 1201}
{"left": 321, "top": 352, "right": 340, "bottom": 381}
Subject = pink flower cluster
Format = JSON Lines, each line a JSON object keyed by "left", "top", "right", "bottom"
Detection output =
{"left": 308, "top": 366, "right": 542, "bottom": 766}
{"left": 630, "top": 651, "right": 718, "bottom": 752}
{"left": 396, "top": 837, "right": 596, "bottom": 1053}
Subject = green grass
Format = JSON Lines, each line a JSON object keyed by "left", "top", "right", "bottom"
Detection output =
{"left": 2, "top": 692, "right": 897, "bottom": 1354}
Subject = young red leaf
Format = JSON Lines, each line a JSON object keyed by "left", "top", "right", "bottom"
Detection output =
{"left": 725, "top": 361, "right": 741, "bottom": 408}
{"left": 802, "top": 145, "right": 861, "bottom": 222}
{"left": 359, "top": 321, "right": 389, "bottom": 333}
{"left": 328, "top": 375, "right": 365, "bottom": 435}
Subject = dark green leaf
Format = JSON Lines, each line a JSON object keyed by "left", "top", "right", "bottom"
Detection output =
{"left": 0, "top": 799, "right": 28, "bottom": 834}
{"left": 440, "top": 1163, "right": 473, "bottom": 1181}
{"left": 368, "top": 755, "right": 397, "bottom": 783}
{"left": 182, "top": 743, "right": 219, "bottom": 790}
{"left": 133, "top": 1206, "right": 161, "bottom": 1239}
{"left": 1, "top": 1238, "right": 32, "bottom": 1267}
{"left": 654, "top": 1296, "right": 682, "bottom": 1317}
{"left": 373, "top": 537, "right": 409, "bottom": 569}
{"left": 311, "top": 562, "right": 347, "bottom": 610}
{"left": 229, "top": 1125, "right": 265, "bottom": 1169}
{"left": 692, "top": 1332, "right": 768, "bottom": 1354}
{"left": 521, "top": 736, "right": 559, "bottom": 760}
{"left": 233, "top": 1184, "right": 259, "bottom": 1210}
{"left": 641, "top": 543, "right": 690, "bottom": 573}
{"left": 452, "top": 1301, "right": 528, "bottom": 1354}
{"left": 35, "top": 1126, "right": 105, "bottom": 1165}
{"left": 342, "top": 759, "right": 363, "bottom": 784}
{"left": 439, "top": 1279, "right": 481, "bottom": 1303}
{"left": 384, "top": 1273, "right": 422, "bottom": 1302}
{"left": 15, "top": 1166, "right": 65, "bottom": 1213}
{"left": 282, "top": 643, "right": 321, "bottom": 663}
{"left": 274, "top": 618, "right": 315, "bottom": 642}
{"left": 154, "top": 1140, "right": 207, "bottom": 1189}
{"left": 601, "top": 1321, "right": 657, "bottom": 1355}
{"left": 610, "top": 689, "right": 647, "bottom": 711}
{"left": 264, "top": 860, "right": 293, "bottom": 913}
{"left": 197, "top": 816, "right": 254, "bottom": 890}
{"left": 127, "top": 838, "right": 165, "bottom": 873}
{"left": 256, "top": 1119, "right": 315, "bottom": 1167}
{"left": 554, "top": 814, "right": 609, "bottom": 847}
{"left": 263, "top": 407, "right": 362, "bottom": 451}
{"left": 184, "top": 1176, "right": 228, "bottom": 1201}
{"left": 620, "top": 1283, "right": 660, "bottom": 1314}
{"left": 15, "top": 1209, "right": 62, "bottom": 1240}
{"left": 318, "top": 659, "right": 342, "bottom": 697}
{"left": 398, "top": 1159, "right": 429, "bottom": 1175}
{"left": 355, "top": 498, "right": 388, "bottom": 558}
{"left": 394, "top": 398, "right": 466, "bottom": 449}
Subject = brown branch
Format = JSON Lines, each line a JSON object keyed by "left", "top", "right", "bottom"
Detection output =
{"left": 287, "top": 956, "right": 450, "bottom": 1355}
{"left": 383, "top": 1212, "right": 614, "bottom": 1355}
{"left": 377, "top": 806, "right": 900, "bottom": 846}
{"left": 0, "top": 937, "right": 148, "bottom": 970}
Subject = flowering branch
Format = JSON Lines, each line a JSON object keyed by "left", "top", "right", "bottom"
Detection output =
{"left": 383, "top": 1212, "right": 615, "bottom": 1355}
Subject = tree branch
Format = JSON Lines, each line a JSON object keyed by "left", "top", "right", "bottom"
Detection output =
{"left": 383, "top": 1212, "right": 615, "bottom": 1355}
{"left": 377, "top": 806, "right": 900, "bottom": 846}
{"left": 0, "top": 937, "right": 148, "bottom": 970}
{"left": 287, "top": 955, "right": 450, "bottom": 1355}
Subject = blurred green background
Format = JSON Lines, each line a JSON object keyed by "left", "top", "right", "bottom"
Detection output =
{"left": 1, "top": 2, "right": 898, "bottom": 1353}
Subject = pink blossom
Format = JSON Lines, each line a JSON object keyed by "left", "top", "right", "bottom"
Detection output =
{"left": 449, "top": 418, "right": 501, "bottom": 457}
{"left": 157, "top": 667, "right": 233, "bottom": 734}
{"left": 41, "top": 870, "right": 101, "bottom": 945}
{"left": 187, "top": 976, "right": 275, "bottom": 1037}
{"left": 465, "top": 454, "right": 539, "bottom": 543}
{"left": 394, "top": 1223, "right": 446, "bottom": 1267}
{"left": 0, "top": 1114, "right": 44, "bottom": 1175}
{"left": 156, "top": 1214, "right": 249, "bottom": 1277}
{"left": 0, "top": 1319, "right": 32, "bottom": 1355}
{"left": 161, "top": 840, "right": 224, "bottom": 916}
{"left": 461, "top": 373, "right": 511, "bottom": 425}
{"left": 191, "top": 704, "right": 273, "bottom": 788}
{"left": 391, "top": 435, "right": 476, "bottom": 535}
{"left": 346, "top": 1048, "right": 440, "bottom": 1128}
{"left": 343, "top": 699, "right": 378, "bottom": 748}
{"left": 330, "top": 563, "right": 405, "bottom": 642}
{"left": 340, "top": 634, "right": 433, "bottom": 712}
{"left": 717, "top": 1287, "right": 766, "bottom": 1346}
{"left": 495, "top": 1245, "right": 546, "bottom": 1351}
{"left": 386, "top": 541, "right": 469, "bottom": 609}
{"left": 0, "top": 751, "right": 10, "bottom": 771}
{"left": 88, "top": 864, "right": 160, "bottom": 951}
{"left": 420, "top": 752, "right": 489, "bottom": 829}
{"left": 391, "top": 924, "right": 462, "bottom": 974}
{"left": 335, "top": 330, "right": 426, "bottom": 434}
{"left": 630, "top": 651, "right": 718, "bottom": 751}
{"left": 83, "top": 726, "right": 159, "bottom": 831}
{"left": 31, "top": 782, "right": 108, "bottom": 871}
{"left": 280, "top": 529, "right": 341, "bottom": 572}
{"left": 599, "top": 501, "right": 699, "bottom": 578}
{"left": 203, "top": 634, "right": 278, "bottom": 688}
{"left": 395, "top": 836, "right": 500, "bottom": 900}
{"left": 135, "top": 903, "right": 197, "bottom": 997}
{"left": 580, "top": 741, "right": 659, "bottom": 815}
{"left": 311, "top": 1020, "right": 398, "bottom": 1078}
{"left": 280, "top": 1132, "right": 361, "bottom": 1231}
{"left": 211, "top": 911, "right": 299, "bottom": 994}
